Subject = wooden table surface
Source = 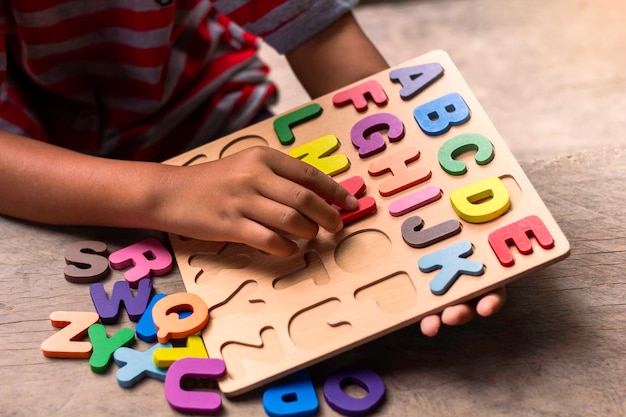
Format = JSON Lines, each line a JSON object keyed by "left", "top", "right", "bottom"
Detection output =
{"left": 1, "top": 146, "right": 624, "bottom": 417}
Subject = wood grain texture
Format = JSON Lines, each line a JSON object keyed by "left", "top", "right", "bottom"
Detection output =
{"left": 1, "top": 148, "right": 622, "bottom": 416}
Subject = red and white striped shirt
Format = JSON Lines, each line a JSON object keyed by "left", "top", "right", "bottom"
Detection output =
{"left": 0, "top": 0, "right": 357, "bottom": 161}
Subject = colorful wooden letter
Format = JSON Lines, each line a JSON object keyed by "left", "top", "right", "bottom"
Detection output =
{"left": 389, "top": 62, "right": 444, "bottom": 100}
{"left": 438, "top": 133, "right": 495, "bottom": 175}
{"left": 135, "top": 293, "right": 167, "bottom": 342}
{"left": 488, "top": 215, "right": 556, "bottom": 267}
{"left": 401, "top": 217, "right": 462, "bottom": 248}
{"left": 63, "top": 241, "right": 110, "bottom": 283}
{"left": 88, "top": 324, "right": 135, "bottom": 373}
{"left": 152, "top": 335, "right": 208, "bottom": 368}
{"left": 337, "top": 176, "right": 377, "bottom": 225}
{"left": 164, "top": 357, "right": 226, "bottom": 414}
{"left": 263, "top": 370, "right": 319, "bottom": 417}
{"left": 152, "top": 292, "right": 209, "bottom": 344}
{"left": 40, "top": 311, "right": 100, "bottom": 358}
{"left": 418, "top": 240, "right": 485, "bottom": 295}
{"left": 388, "top": 185, "right": 442, "bottom": 217}
{"left": 109, "top": 237, "right": 173, "bottom": 287}
{"left": 413, "top": 92, "right": 471, "bottom": 136}
{"left": 273, "top": 103, "right": 323, "bottom": 145}
{"left": 332, "top": 79, "right": 388, "bottom": 112}
{"left": 450, "top": 176, "right": 511, "bottom": 223}
{"left": 368, "top": 147, "right": 431, "bottom": 196}
{"left": 350, "top": 112, "right": 405, "bottom": 158}
{"left": 113, "top": 342, "right": 172, "bottom": 388}
{"left": 89, "top": 278, "right": 153, "bottom": 324}
{"left": 323, "top": 367, "right": 386, "bottom": 417}
{"left": 288, "top": 134, "right": 350, "bottom": 176}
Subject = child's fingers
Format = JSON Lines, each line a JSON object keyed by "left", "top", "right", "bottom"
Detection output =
{"left": 236, "top": 217, "right": 299, "bottom": 257}
{"left": 420, "top": 315, "right": 442, "bottom": 337}
{"left": 265, "top": 150, "right": 358, "bottom": 211}
{"left": 258, "top": 179, "right": 344, "bottom": 234}
{"left": 476, "top": 287, "right": 507, "bottom": 317}
{"left": 441, "top": 304, "right": 476, "bottom": 326}
{"left": 242, "top": 195, "right": 320, "bottom": 240}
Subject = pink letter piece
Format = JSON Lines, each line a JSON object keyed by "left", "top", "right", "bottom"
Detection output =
{"left": 332, "top": 79, "right": 388, "bottom": 112}
{"left": 109, "top": 237, "right": 173, "bottom": 287}
{"left": 164, "top": 357, "right": 226, "bottom": 414}
{"left": 388, "top": 185, "right": 443, "bottom": 217}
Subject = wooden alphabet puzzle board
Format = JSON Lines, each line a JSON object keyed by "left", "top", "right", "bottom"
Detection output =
{"left": 164, "top": 50, "right": 570, "bottom": 396}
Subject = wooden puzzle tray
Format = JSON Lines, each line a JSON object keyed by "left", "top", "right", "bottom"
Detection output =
{"left": 164, "top": 50, "right": 570, "bottom": 396}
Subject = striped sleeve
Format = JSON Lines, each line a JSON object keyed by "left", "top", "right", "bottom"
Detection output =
{"left": 0, "top": 23, "right": 47, "bottom": 139}
{"left": 214, "top": 0, "right": 359, "bottom": 54}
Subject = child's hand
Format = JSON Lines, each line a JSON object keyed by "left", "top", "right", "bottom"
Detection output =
{"left": 420, "top": 287, "right": 507, "bottom": 337}
{"left": 155, "top": 146, "right": 358, "bottom": 256}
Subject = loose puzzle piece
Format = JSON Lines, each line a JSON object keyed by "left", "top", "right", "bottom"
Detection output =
{"left": 88, "top": 324, "right": 135, "bottom": 373}
{"left": 263, "top": 370, "right": 319, "bottom": 417}
{"left": 151, "top": 292, "right": 209, "bottom": 344}
{"left": 40, "top": 311, "right": 100, "bottom": 358}
{"left": 152, "top": 335, "right": 208, "bottom": 368}
{"left": 90, "top": 278, "right": 153, "bottom": 324}
{"left": 164, "top": 357, "right": 226, "bottom": 414}
{"left": 163, "top": 50, "right": 570, "bottom": 396}
{"left": 113, "top": 342, "right": 172, "bottom": 388}
{"left": 63, "top": 241, "right": 110, "bottom": 283}
{"left": 109, "top": 237, "right": 173, "bottom": 287}
{"left": 323, "top": 367, "right": 386, "bottom": 417}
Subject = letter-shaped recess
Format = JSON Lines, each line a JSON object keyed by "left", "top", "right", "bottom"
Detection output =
{"left": 89, "top": 278, "right": 153, "bottom": 324}
{"left": 413, "top": 92, "right": 471, "bottom": 136}
{"left": 488, "top": 215, "right": 555, "bottom": 267}
{"left": 152, "top": 292, "right": 209, "bottom": 344}
{"left": 109, "top": 237, "right": 173, "bottom": 287}
{"left": 164, "top": 357, "right": 226, "bottom": 414}
{"left": 332, "top": 79, "right": 388, "bottom": 112}
{"left": 263, "top": 370, "right": 319, "bottom": 417}
{"left": 64, "top": 241, "right": 110, "bottom": 283}
{"left": 336, "top": 176, "right": 377, "bottom": 225}
{"left": 288, "top": 134, "right": 350, "bottom": 176}
{"left": 401, "top": 216, "right": 462, "bottom": 248}
{"left": 438, "top": 133, "right": 495, "bottom": 175}
{"left": 153, "top": 335, "right": 208, "bottom": 368}
{"left": 323, "top": 367, "right": 386, "bottom": 416}
{"left": 40, "top": 311, "right": 100, "bottom": 358}
{"left": 389, "top": 62, "right": 444, "bottom": 100}
{"left": 273, "top": 103, "right": 323, "bottom": 145}
{"left": 350, "top": 112, "right": 405, "bottom": 158}
{"left": 88, "top": 324, "right": 135, "bottom": 373}
{"left": 113, "top": 342, "right": 172, "bottom": 388}
{"left": 450, "top": 177, "right": 510, "bottom": 223}
{"left": 368, "top": 147, "right": 431, "bottom": 196}
{"left": 418, "top": 240, "right": 485, "bottom": 295}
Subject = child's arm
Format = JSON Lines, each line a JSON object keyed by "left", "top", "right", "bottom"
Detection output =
{"left": 286, "top": 12, "right": 389, "bottom": 98}
{"left": 285, "top": 11, "right": 507, "bottom": 335}
{"left": 0, "top": 130, "right": 357, "bottom": 257}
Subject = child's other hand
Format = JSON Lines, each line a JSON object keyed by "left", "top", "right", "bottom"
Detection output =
{"left": 156, "top": 146, "right": 358, "bottom": 256}
{"left": 420, "top": 287, "right": 507, "bottom": 337}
